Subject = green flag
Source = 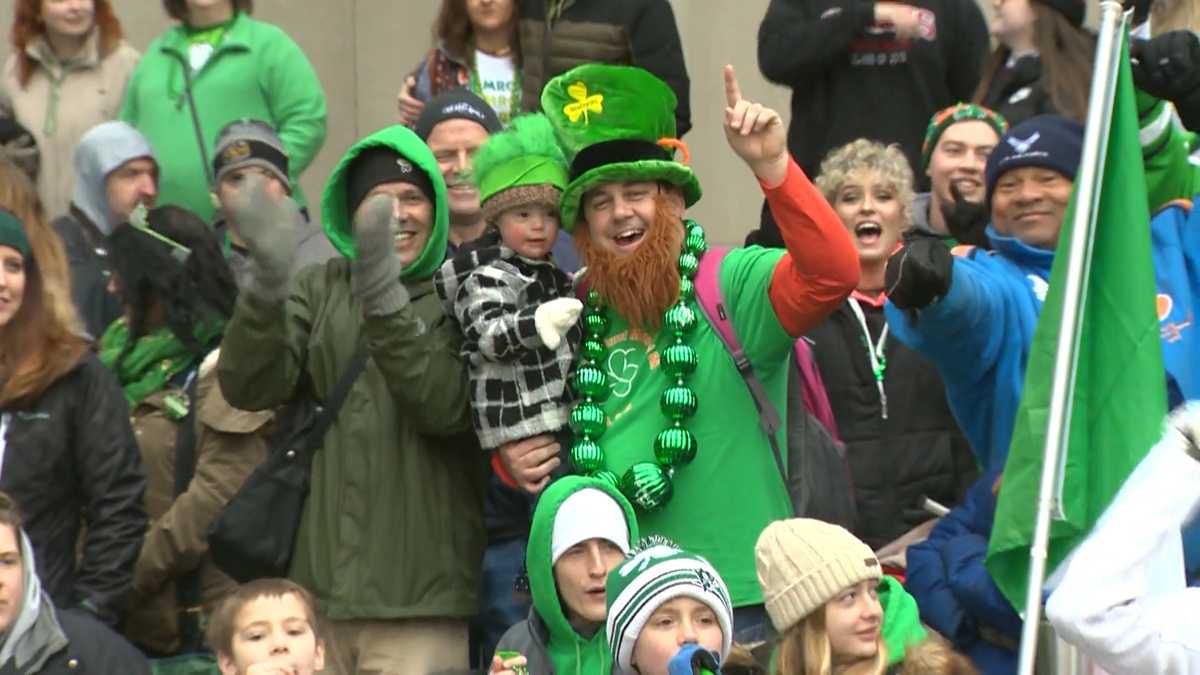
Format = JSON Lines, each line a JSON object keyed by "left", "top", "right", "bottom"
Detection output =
{"left": 985, "top": 30, "right": 1168, "bottom": 610}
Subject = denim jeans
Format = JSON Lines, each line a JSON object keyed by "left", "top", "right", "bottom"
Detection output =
{"left": 470, "top": 536, "right": 530, "bottom": 668}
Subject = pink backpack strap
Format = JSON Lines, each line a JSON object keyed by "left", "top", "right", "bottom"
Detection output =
{"left": 694, "top": 247, "right": 786, "bottom": 475}
{"left": 793, "top": 339, "right": 841, "bottom": 443}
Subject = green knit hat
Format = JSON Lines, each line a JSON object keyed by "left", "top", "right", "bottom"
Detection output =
{"left": 605, "top": 540, "right": 733, "bottom": 675}
{"left": 920, "top": 102, "right": 1009, "bottom": 171}
{"left": 472, "top": 113, "right": 569, "bottom": 222}
{"left": 0, "top": 210, "right": 30, "bottom": 259}
{"left": 542, "top": 64, "right": 701, "bottom": 231}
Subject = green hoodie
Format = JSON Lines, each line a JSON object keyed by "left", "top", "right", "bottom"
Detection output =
{"left": 321, "top": 124, "right": 449, "bottom": 280}
{"left": 523, "top": 476, "right": 640, "bottom": 675}
{"left": 879, "top": 575, "right": 928, "bottom": 665}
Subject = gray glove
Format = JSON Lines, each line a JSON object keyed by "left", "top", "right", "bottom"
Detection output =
{"left": 351, "top": 194, "right": 409, "bottom": 316}
{"left": 226, "top": 174, "right": 303, "bottom": 302}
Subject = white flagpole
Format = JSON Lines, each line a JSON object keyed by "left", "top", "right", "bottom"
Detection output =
{"left": 1015, "top": 3, "right": 1128, "bottom": 673}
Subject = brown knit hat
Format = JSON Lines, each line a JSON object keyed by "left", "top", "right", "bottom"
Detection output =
{"left": 754, "top": 519, "right": 882, "bottom": 633}
{"left": 482, "top": 184, "right": 562, "bottom": 225}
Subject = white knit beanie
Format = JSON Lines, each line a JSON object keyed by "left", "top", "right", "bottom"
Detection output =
{"left": 754, "top": 519, "right": 882, "bottom": 633}
{"left": 606, "top": 544, "right": 734, "bottom": 675}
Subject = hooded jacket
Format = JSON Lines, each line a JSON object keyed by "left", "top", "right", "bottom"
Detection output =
{"left": 905, "top": 472, "right": 1020, "bottom": 675}
{"left": 0, "top": 352, "right": 146, "bottom": 627}
{"left": 884, "top": 227, "right": 1053, "bottom": 474}
{"left": 217, "top": 125, "right": 487, "bottom": 621}
{"left": 494, "top": 476, "right": 640, "bottom": 675}
{"left": 119, "top": 12, "right": 326, "bottom": 223}
{"left": 0, "top": 529, "right": 150, "bottom": 675}
{"left": 51, "top": 120, "right": 154, "bottom": 339}
{"left": 1, "top": 33, "right": 141, "bottom": 218}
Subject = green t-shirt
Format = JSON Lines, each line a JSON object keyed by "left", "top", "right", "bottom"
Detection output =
{"left": 597, "top": 245, "right": 795, "bottom": 606}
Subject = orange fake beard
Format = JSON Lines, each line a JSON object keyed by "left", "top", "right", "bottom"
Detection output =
{"left": 576, "top": 197, "right": 685, "bottom": 332}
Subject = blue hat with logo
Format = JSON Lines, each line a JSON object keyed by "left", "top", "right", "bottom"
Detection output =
{"left": 985, "top": 115, "right": 1083, "bottom": 202}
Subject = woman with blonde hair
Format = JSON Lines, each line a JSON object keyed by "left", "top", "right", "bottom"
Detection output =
{"left": 973, "top": 0, "right": 1095, "bottom": 125}
{"left": 807, "top": 140, "right": 974, "bottom": 551}
{"left": 755, "top": 519, "right": 929, "bottom": 675}
{"left": 2, "top": 0, "right": 140, "bottom": 217}
{"left": 0, "top": 166, "right": 145, "bottom": 628}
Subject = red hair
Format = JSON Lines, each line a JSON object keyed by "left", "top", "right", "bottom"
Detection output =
{"left": 10, "top": 0, "right": 125, "bottom": 88}
{"left": 0, "top": 161, "right": 87, "bottom": 408}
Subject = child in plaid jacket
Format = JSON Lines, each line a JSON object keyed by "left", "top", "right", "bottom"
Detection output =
{"left": 434, "top": 114, "right": 581, "bottom": 451}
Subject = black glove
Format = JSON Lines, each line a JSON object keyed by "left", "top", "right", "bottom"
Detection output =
{"left": 885, "top": 230, "right": 954, "bottom": 309}
{"left": 941, "top": 182, "right": 991, "bottom": 249}
{"left": 1131, "top": 30, "right": 1200, "bottom": 103}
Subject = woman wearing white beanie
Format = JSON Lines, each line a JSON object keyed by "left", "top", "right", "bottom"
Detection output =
{"left": 754, "top": 519, "right": 930, "bottom": 675}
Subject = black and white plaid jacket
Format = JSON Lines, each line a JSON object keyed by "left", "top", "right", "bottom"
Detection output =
{"left": 435, "top": 241, "right": 580, "bottom": 450}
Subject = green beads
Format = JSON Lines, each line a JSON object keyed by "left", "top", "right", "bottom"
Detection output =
{"left": 678, "top": 251, "right": 700, "bottom": 278}
{"left": 570, "top": 403, "right": 606, "bottom": 439}
{"left": 661, "top": 343, "right": 698, "bottom": 378}
{"left": 584, "top": 312, "right": 610, "bottom": 337}
{"left": 570, "top": 438, "right": 605, "bottom": 473}
{"left": 573, "top": 364, "right": 608, "bottom": 400}
{"left": 621, "top": 462, "right": 673, "bottom": 512}
{"left": 664, "top": 303, "right": 697, "bottom": 334}
{"left": 660, "top": 385, "right": 698, "bottom": 420}
{"left": 581, "top": 337, "right": 606, "bottom": 362}
{"left": 564, "top": 222, "right": 713, "bottom": 513}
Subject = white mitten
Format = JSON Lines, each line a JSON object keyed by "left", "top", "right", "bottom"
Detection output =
{"left": 534, "top": 297, "right": 583, "bottom": 350}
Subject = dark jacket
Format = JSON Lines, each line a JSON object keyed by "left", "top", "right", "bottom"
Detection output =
{"left": 518, "top": 0, "right": 691, "bottom": 136}
{"left": 0, "top": 609, "right": 152, "bottom": 675}
{"left": 758, "top": 0, "right": 987, "bottom": 179}
{"left": 51, "top": 208, "right": 121, "bottom": 341}
{"left": 978, "top": 54, "right": 1056, "bottom": 128}
{"left": 0, "top": 352, "right": 147, "bottom": 626}
{"left": 805, "top": 297, "right": 975, "bottom": 549}
{"left": 905, "top": 472, "right": 1020, "bottom": 675}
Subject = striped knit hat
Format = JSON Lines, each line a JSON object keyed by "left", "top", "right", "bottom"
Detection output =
{"left": 920, "top": 103, "right": 1008, "bottom": 170}
{"left": 605, "top": 542, "right": 734, "bottom": 674}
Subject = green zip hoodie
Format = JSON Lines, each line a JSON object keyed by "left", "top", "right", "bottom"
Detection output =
{"left": 499, "top": 476, "right": 640, "bottom": 675}
{"left": 321, "top": 124, "right": 450, "bottom": 281}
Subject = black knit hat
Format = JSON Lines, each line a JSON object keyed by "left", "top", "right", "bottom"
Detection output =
{"left": 414, "top": 89, "right": 502, "bottom": 141}
{"left": 986, "top": 115, "right": 1083, "bottom": 202}
{"left": 345, "top": 146, "right": 436, "bottom": 215}
{"left": 1034, "top": 0, "right": 1086, "bottom": 26}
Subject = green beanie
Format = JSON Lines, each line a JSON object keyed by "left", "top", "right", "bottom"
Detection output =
{"left": 0, "top": 210, "right": 30, "bottom": 259}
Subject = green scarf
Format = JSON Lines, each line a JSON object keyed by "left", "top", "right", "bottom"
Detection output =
{"left": 99, "top": 318, "right": 223, "bottom": 408}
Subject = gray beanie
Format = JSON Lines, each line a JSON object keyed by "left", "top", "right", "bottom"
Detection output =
{"left": 212, "top": 119, "right": 291, "bottom": 190}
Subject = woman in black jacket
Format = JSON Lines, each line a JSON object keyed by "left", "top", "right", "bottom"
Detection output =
{"left": 807, "top": 140, "right": 976, "bottom": 550}
{"left": 0, "top": 171, "right": 146, "bottom": 628}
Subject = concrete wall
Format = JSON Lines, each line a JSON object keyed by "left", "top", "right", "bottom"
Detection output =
{"left": 0, "top": 0, "right": 1014, "bottom": 246}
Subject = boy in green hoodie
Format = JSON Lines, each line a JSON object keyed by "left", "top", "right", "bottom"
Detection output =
{"left": 491, "top": 475, "right": 639, "bottom": 674}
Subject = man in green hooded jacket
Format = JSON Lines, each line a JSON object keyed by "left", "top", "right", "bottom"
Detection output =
{"left": 492, "top": 475, "right": 638, "bottom": 674}
{"left": 216, "top": 125, "right": 487, "bottom": 674}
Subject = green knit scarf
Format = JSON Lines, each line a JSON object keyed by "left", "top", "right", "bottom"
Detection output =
{"left": 99, "top": 318, "right": 223, "bottom": 408}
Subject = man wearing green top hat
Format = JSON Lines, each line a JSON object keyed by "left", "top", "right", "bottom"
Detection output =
{"left": 494, "top": 63, "right": 861, "bottom": 622}
{"left": 215, "top": 124, "right": 487, "bottom": 674}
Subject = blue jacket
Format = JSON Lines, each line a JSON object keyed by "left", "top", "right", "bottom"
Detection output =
{"left": 906, "top": 472, "right": 1020, "bottom": 675}
{"left": 1151, "top": 197, "right": 1200, "bottom": 403}
{"left": 885, "top": 228, "right": 1052, "bottom": 474}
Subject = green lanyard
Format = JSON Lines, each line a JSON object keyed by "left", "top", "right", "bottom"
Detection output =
{"left": 848, "top": 297, "right": 889, "bottom": 420}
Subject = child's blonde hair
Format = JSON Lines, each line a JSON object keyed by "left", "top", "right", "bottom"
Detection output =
{"left": 773, "top": 609, "right": 889, "bottom": 675}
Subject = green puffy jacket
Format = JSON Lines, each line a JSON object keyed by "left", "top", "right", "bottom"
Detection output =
{"left": 217, "top": 125, "right": 487, "bottom": 621}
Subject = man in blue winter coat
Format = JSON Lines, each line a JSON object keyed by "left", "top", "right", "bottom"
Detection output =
{"left": 885, "top": 113, "right": 1200, "bottom": 475}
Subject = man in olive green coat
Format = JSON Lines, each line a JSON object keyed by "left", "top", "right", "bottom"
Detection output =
{"left": 216, "top": 124, "right": 487, "bottom": 674}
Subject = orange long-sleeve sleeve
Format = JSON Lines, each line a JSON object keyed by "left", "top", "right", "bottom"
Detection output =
{"left": 763, "top": 156, "right": 860, "bottom": 336}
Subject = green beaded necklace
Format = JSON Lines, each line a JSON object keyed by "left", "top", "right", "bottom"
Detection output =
{"left": 569, "top": 220, "right": 709, "bottom": 512}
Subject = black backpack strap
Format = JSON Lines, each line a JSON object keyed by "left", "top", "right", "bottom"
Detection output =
{"left": 171, "top": 370, "right": 204, "bottom": 653}
{"left": 300, "top": 347, "right": 370, "bottom": 456}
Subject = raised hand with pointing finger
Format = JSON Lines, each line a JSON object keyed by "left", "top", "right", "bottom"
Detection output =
{"left": 723, "top": 64, "right": 789, "bottom": 187}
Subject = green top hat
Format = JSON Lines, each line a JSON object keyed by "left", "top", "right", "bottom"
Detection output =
{"left": 542, "top": 64, "right": 702, "bottom": 232}
{"left": 473, "top": 113, "right": 569, "bottom": 206}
